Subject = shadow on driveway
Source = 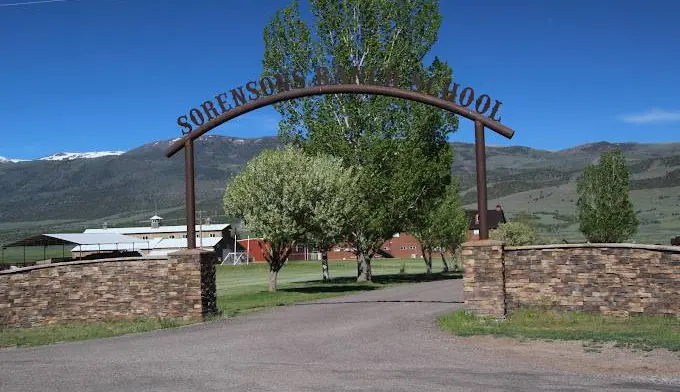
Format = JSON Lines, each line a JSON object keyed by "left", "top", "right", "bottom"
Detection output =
{"left": 280, "top": 272, "right": 462, "bottom": 295}
{"left": 292, "top": 299, "right": 464, "bottom": 305}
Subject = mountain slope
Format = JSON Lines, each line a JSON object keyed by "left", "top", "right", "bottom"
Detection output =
{"left": 39, "top": 151, "right": 125, "bottom": 161}
{"left": 1, "top": 137, "right": 679, "bottom": 244}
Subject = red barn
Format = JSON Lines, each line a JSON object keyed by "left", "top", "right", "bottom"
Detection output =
{"left": 237, "top": 238, "right": 267, "bottom": 263}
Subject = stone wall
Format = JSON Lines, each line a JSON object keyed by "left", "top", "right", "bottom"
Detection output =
{"left": 462, "top": 240, "right": 505, "bottom": 317}
{"left": 463, "top": 242, "right": 680, "bottom": 317}
{"left": 0, "top": 249, "right": 217, "bottom": 328}
{"left": 504, "top": 244, "right": 680, "bottom": 316}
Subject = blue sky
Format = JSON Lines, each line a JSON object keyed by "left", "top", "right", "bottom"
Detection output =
{"left": 0, "top": 0, "right": 678, "bottom": 159}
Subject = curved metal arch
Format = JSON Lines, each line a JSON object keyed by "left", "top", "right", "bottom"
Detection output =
{"left": 165, "top": 83, "right": 514, "bottom": 158}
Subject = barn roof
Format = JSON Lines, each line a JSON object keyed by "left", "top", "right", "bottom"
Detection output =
{"left": 465, "top": 210, "right": 507, "bottom": 230}
{"left": 69, "top": 237, "right": 223, "bottom": 252}
{"left": 83, "top": 223, "right": 229, "bottom": 235}
{"left": 3, "top": 233, "right": 147, "bottom": 248}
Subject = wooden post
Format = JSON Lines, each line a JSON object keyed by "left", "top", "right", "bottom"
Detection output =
{"left": 474, "top": 120, "right": 489, "bottom": 240}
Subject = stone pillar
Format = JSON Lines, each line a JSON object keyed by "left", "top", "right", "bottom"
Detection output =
{"left": 167, "top": 249, "right": 218, "bottom": 319}
{"left": 462, "top": 240, "right": 505, "bottom": 317}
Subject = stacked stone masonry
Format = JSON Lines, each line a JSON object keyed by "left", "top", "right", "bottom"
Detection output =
{"left": 462, "top": 240, "right": 506, "bottom": 317}
{"left": 0, "top": 249, "right": 217, "bottom": 328}
{"left": 463, "top": 242, "right": 680, "bottom": 317}
{"left": 505, "top": 244, "right": 680, "bottom": 316}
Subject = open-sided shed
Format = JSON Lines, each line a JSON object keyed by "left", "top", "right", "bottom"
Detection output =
{"left": 1, "top": 233, "right": 151, "bottom": 265}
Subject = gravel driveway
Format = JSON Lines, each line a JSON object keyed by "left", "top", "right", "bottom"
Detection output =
{"left": 1, "top": 279, "right": 679, "bottom": 391}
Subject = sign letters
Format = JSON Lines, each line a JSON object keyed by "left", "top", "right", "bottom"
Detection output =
{"left": 176, "top": 65, "right": 503, "bottom": 135}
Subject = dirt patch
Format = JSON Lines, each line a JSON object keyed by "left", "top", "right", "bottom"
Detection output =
{"left": 452, "top": 335, "right": 680, "bottom": 378}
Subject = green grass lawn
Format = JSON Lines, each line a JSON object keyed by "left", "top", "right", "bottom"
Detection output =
{"left": 439, "top": 308, "right": 680, "bottom": 352}
{"left": 0, "top": 258, "right": 459, "bottom": 347}
{"left": 216, "top": 259, "right": 458, "bottom": 316}
{"left": 1, "top": 246, "right": 69, "bottom": 265}
{"left": 216, "top": 258, "right": 441, "bottom": 296}
{"left": 0, "top": 318, "right": 197, "bottom": 348}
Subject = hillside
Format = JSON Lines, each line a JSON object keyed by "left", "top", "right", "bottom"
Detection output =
{"left": 1, "top": 136, "right": 679, "bottom": 245}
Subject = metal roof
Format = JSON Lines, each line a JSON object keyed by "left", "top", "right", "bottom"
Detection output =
{"left": 83, "top": 224, "right": 229, "bottom": 235}
{"left": 152, "top": 237, "right": 222, "bottom": 249}
{"left": 70, "top": 237, "right": 222, "bottom": 252}
{"left": 147, "top": 238, "right": 221, "bottom": 256}
{"left": 3, "top": 233, "right": 148, "bottom": 248}
{"left": 70, "top": 241, "right": 154, "bottom": 252}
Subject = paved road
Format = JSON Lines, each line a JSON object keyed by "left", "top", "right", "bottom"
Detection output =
{"left": 2, "top": 279, "right": 679, "bottom": 391}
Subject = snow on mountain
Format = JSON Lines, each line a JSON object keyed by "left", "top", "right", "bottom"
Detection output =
{"left": 39, "top": 151, "right": 125, "bottom": 161}
{"left": 0, "top": 156, "right": 25, "bottom": 163}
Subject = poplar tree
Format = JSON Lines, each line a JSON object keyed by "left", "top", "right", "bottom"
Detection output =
{"left": 262, "top": 0, "right": 457, "bottom": 281}
{"left": 576, "top": 149, "right": 639, "bottom": 243}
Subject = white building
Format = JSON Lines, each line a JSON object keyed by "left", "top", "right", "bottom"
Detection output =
{"left": 73, "top": 215, "right": 237, "bottom": 259}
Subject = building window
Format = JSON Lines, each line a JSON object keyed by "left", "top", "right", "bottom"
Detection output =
{"left": 142, "top": 236, "right": 148, "bottom": 240}
{"left": 182, "top": 234, "right": 187, "bottom": 238}
{"left": 210, "top": 233, "right": 216, "bottom": 238}
{"left": 169, "top": 235, "right": 175, "bottom": 239}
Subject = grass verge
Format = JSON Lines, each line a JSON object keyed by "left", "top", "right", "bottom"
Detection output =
{"left": 1, "top": 259, "right": 460, "bottom": 348}
{"left": 438, "top": 308, "right": 680, "bottom": 352}
{"left": 0, "top": 318, "right": 195, "bottom": 348}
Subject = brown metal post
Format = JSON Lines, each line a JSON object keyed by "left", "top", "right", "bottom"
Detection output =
{"left": 474, "top": 120, "right": 489, "bottom": 240}
{"left": 185, "top": 140, "right": 197, "bottom": 249}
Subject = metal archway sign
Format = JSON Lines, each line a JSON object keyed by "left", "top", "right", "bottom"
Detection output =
{"left": 166, "top": 66, "right": 516, "bottom": 248}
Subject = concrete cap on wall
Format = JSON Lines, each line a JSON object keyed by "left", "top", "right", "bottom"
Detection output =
{"left": 462, "top": 240, "right": 504, "bottom": 247}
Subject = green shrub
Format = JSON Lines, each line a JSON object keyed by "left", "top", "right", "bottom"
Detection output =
{"left": 490, "top": 221, "right": 537, "bottom": 246}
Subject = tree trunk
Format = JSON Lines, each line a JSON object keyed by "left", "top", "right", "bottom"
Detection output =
{"left": 419, "top": 240, "right": 433, "bottom": 274}
{"left": 261, "top": 240, "right": 293, "bottom": 292}
{"left": 268, "top": 269, "right": 278, "bottom": 292}
{"left": 440, "top": 252, "right": 449, "bottom": 273}
{"left": 357, "top": 251, "right": 372, "bottom": 282}
{"left": 424, "top": 250, "right": 433, "bottom": 274}
{"left": 321, "top": 251, "right": 330, "bottom": 281}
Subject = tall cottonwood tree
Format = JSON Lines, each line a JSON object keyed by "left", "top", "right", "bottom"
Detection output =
{"left": 223, "top": 147, "right": 357, "bottom": 291}
{"left": 262, "top": 0, "right": 457, "bottom": 281}
{"left": 576, "top": 149, "right": 639, "bottom": 243}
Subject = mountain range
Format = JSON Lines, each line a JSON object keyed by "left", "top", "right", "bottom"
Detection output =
{"left": 1, "top": 135, "right": 679, "bottom": 245}
{"left": 1, "top": 151, "right": 125, "bottom": 162}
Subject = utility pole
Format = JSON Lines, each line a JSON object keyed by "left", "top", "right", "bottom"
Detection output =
{"left": 197, "top": 210, "right": 207, "bottom": 248}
